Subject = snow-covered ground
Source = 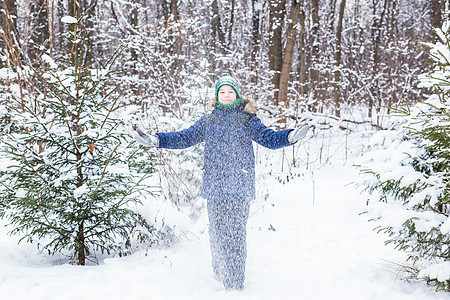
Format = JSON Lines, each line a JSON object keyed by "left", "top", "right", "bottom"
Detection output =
{"left": 1, "top": 161, "right": 449, "bottom": 299}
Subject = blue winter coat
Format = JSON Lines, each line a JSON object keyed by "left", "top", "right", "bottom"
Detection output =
{"left": 156, "top": 100, "right": 292, "bottom": 200}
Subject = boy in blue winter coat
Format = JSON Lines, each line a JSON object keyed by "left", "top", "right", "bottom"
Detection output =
{"left": 133, "top": 73, "right": 309, "bottom": 291}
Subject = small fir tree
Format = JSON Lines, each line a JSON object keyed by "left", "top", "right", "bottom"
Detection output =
{"left": 357, "top": 21, "right": 450, "bottom": 291}
{"left": 0, "top": 17, "right": 157, "bottom": 265}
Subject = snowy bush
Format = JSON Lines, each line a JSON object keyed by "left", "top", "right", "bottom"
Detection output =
{"left": 0, "top": 19, "right": 160, "bottom": 265}
{"left": 148, "top": 65, "right": 211, "bottom": 208}
{"left": 357, "top": 21, "right": 450, "bottom": 291}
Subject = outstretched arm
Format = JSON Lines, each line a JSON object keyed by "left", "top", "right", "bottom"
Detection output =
{"left": 250, "top": 116, "right": 292, "bottom": 150}
{"left": 131, "top": 117, "right": 205, "bottom": 149}
{"left": 156, "top": 117, "right": 205, "bottom": 149}
{"left": 250, "top": 116, "right": 310, "bottom": 149}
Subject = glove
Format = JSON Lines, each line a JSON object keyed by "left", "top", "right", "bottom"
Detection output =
{"left": 133, "top": 128, "right": 159, "bottom": 147}
{"left": 288, "top": 123, "right": 310, "bottom": 144}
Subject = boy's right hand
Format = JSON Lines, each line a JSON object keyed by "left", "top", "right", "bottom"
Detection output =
{"left": 133, "top": 128, "right": 159, "bottom": 147}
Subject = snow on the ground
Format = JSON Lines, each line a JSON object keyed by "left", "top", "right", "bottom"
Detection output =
{"left": 1, "top": 163, "right": 449, "bottom": 300}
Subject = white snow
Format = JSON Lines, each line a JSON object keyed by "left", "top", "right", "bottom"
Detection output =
{"left": 0, "top": 164, "right": 448, "bottom": 299}
{"left": 61, "top": 16, "right": 78, "bottom": 24}
{"left": 14, "top": 189, "right": 27, "bottom": 198}
{"left": 420, "top": 262, "right": 450, "bottom": 283}
{"left": 42, "top": 54, "right": 58, "bottom": 69}
{"left": 73, "top": 185, "right": 88, "bottom": 198}
{"left": 440, "top": 217, "right": 450, "bottom": 235}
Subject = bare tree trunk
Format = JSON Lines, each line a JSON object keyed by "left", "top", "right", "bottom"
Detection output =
{"left": 210, "top": 0, "right": 225, "bottom": 72}
{"left": 228, "top": 0, "right": 235, "bottom": 47}
{"left": 55, "top": 0, "right": 65, "bottom": 56}
{"left": 77, "top": 222, "right": 86, "bottom": 265}
{"left": 29, "top": 0, "right": 49, "bottom": 66}
{"left": 327, "top": 0, "right": 337, "bottom": 33}
{"left": 167, "top": 0, "right": 180, "bottom": 55}
{"left": 0, "top": 0, "right": 18, "bottom": 68}
{"left": 211, "top": 0, "right": 225, "bottom": 56}
{"left": 84, "top": 1, "right": 97, "bottom": 65}
{"left": 170, "top": 0, "right": 179, "bottom": 21}
{"left": 129, "top": 0, "right": 140, "bottom": 95}
{"left": 298, "top": 2, "right": 306, "bottom": 96}
{"left": 76, "top": 111, "right": 84, "bottom": 266}
{"left": 386, "top": 0, "right": 399, "bottom": 116}
{"left": 333, "top": 0, "right": 346, "bottom": 117}
{"left": 278, "top": 0, "right": 300, "bottom": 107}
{"left": 269, "top": 0, "right": 286, "bottom": 101}
{"left": 309, "top": 0, "right": 320, "bottom": 110}
{"left": 0, "top": 0, "right": 17, "bottom": 37}
{"left": 67, "top": 1, "right": 78, "bottom": 21}
{"left": 251, "top": 0, "right": 261, "bottom": 84}
{"left": 369, "top": 0, "right": 388, "bottom": 118}
{"left": 431, "top": 0, "right": 444, "bottom": 29}
{"left": 130, "top": 0, "right": 139, "bottom": 64}
{"left": 48, "top": 0, "right": 55, "bottom": 56}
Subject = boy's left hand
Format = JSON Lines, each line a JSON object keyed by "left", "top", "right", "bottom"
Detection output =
{"left": 288, "top": 123, "right": 310, "bottom": 144}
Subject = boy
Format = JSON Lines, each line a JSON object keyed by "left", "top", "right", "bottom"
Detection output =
{"left": 133, "top": 73, "right": 309, "bottom": 291}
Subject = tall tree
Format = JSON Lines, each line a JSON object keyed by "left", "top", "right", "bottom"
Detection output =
{"left": 269, "top": 0, "right": 286, "bottom": 100}
{"left": 431, "top": 0, "right": 445, "bottom": 29}
{"left": 333, "top": 0, "right": 346, "bottom": 117}
{"left": 161, "top": 0, "right": 180, "bottom": 56}
{"left": 251, "top": 0, "right": 262, "bottom": 84}
{"left": 227, "top": 0, "right": 236, "bottom": 47}
{"left": 297, "top": 2, "right": 306, "bottom": 96}
{"left": 309, "top": 0, "right": 320, "bottom": 107}
{"left": 55, "top": 0, "right": 66, "bottom": 56}
{"left": 369, "top": 0, "right": 388, "bottom": 118}
{"left": 278, "top": 0, "right": 301, "bottom": 106}
{"left": 211, "top": 0, "right": 225, "bottom": 54}
{"left": 129, "top": 0, "right": 139, "bottom": 68}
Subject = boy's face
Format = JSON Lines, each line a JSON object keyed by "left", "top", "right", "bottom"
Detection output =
{"left": 218, "top": 85, "right": 237, "bottom": 104}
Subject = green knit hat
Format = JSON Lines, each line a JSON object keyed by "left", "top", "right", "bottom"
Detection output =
{"left": 214, "top": 73, "right": 244, "bottom": 109}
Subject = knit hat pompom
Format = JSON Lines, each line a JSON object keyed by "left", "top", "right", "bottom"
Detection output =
{"left": 215, "top": 73, "right": 242, "bottom": 101}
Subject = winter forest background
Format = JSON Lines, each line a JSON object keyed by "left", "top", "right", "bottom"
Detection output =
{"left": 1, "top": 0, "right": 450, "bottom": 298}
{"left": 1, "top": 0, "right": 445, "bottom": 118}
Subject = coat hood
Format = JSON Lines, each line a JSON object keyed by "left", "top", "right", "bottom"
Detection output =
{"left": 208, "top": 98, "right": 257, "bottom": 114}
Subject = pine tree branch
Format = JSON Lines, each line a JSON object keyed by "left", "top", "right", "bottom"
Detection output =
{"left": 85, "top": 171, "right": 152, "bottom": 235}
{"left": 100, "top": 89, "right": 124, "bottom": 130}
{"left": 30, "top": 180, "right": 53, "bottom": 225}
{"left": 84, "top": 223, "right": 131, "bottom": 240}
{"left": 30, "top": 180, "right": 68, "bottom": 237}
{"left": 80, "top": 45, "right": 125, "bottom": 104}
{"left": 127, "top": 144, "right": 143, "bottom": 161}
{"left": 424, "top": 101, "right": 450, "bottom": 118}
{"left": 4, "top": 89, "right": 76, "bottom": 155}
{"left": 3, "top": 141, "right": 49, "bottom": 185}
{"left": 105, "top": 44, "right": 127, "bottom": 69}
{"left": 36, "top": 67, "right": 77, "bottom": 106}
{"left": 0, "top": 179, "right": 15, "bottom": 193}
{"left": 85, "top": 141, "right": 122, "bottom": 217}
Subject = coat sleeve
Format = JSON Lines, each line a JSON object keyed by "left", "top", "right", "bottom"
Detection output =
{"left": 156, "top": 117, "right": 205, "bottom": 149}
{"left": 249, "top": 115, "right": 293, "bottom": 150}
